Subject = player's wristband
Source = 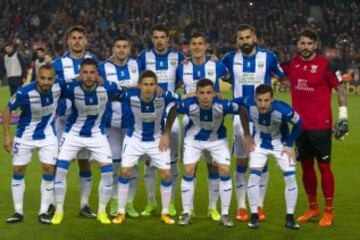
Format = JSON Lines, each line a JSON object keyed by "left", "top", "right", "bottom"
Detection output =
{"left": 338, "top": 106, "right": 348, "bottom": 120}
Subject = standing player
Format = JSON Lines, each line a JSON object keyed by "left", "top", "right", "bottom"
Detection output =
{"left": 176, "top": 31, "right": 228, "bottom": 221}
{"left": 51, "top": 59, "right": 123, "bottom": 225}
{"left": 137, "top": 25, "right": 185, "bottom": 217}
{"left": 245, "top": 84, "right": 301, "bottom": 230}
{"left": 98, "top": 35, "right": 141, "bottom": 218}
{"left": 112, "top": 70, "right": 179, "bottom": 225}
{"left": 282, "top": 28, "right": 348, "bottom": 227}
{"left": 177, "top": 79, "right": 252, "bottom": 227}
{"left": 222, "top": 24, "right": 285, "bottom": 221}
{"left": 52, "top": 25, "right": 98, "bottom": 218}
{"left": 3, "top": 64, "right": 66, "bottom": 224}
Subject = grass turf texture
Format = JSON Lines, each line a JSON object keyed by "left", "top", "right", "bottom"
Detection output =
{"left": 0, "top": 85, "right": 359, "bottom": 240}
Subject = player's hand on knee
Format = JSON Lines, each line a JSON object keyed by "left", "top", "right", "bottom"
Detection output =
{"left": 334, "top": 119, "right": 348, "bottom": 140}
{"left": 3, "top": 136, "right": 13, "bottom": 153}
{"left": 243, "top": 136, "right": 256, "bottom": 152}
{"left": 281, "top": 146, "right": 294, "bottom": 162}
{"left": 159, "top": 134, "right": 170, "bottom": 152}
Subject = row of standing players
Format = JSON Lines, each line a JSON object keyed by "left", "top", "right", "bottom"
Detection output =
{"left": 3, "top": 24, "right": 348, "bottom": 229}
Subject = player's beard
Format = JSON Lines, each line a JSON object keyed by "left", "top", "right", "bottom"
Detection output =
{"left": 300, "top": 49, "right": 314, "bottom": 59}
{"left": 240, "top": 43, "right": 255, "bottom": 55}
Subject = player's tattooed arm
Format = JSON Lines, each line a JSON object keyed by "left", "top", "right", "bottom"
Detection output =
{"left": 159, "top": 105, "right": 177, "bottom": 152}
{"left": 2, "top": 107, "right": 13, "bottom": 153}
{"left": 239, "top": 106, "right": 255, "bottom": 151}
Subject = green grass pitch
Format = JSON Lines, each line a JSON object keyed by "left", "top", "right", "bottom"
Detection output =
{"left": 0, "top": 85, "right": 359, "bottom": 240}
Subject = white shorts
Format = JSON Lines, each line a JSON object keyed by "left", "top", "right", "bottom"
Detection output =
{"left": 12, "top": 135, "right": 58, "bottom": 166}
{"left": 233, "top": 115, "right": 253, "bottom": 159}
{"left": 121, "top": 135, "right": 171, "bottom": 170}
{"left": 249, "top": 145, "right": 296, "bottom": 172}
{"left": 56, "top": 117, "right": 89, "bottom": 160}
{"left": 106, "top": 127, "right": 126, "bottom": 160}
{"left": 58, "top": 131, "right": 112, "bottom": 164}
{"left": 183, "top": 137, "right": 231, "bottom": 166}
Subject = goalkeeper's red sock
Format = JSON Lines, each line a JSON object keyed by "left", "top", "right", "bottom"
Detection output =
{"left": 318, "top": 162, "right": 334, "bottom": 213}
{"left": 301, "top": 158, "right": 318, "bottom": 208}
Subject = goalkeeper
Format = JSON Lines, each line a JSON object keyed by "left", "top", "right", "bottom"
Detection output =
{"left": 281, "top": 28, "right": 348, "bottom": 227}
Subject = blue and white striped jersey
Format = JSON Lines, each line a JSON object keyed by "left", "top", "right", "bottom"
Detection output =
{"left": 222, "top": 48, "right": 284, "bottom": 99}
{"left": 122, "top": 89, "right": 180, "bottom": 141}
{"left": 138, "top": 48, "right": 185, "bottom": 91}
{"left": 64, "top": 81, "right": 123, "bottom": 137}
{"left": 244, "top": 99, "right": 301, "bottom": 150}
{"left": 52, "top": 51, "right": 98, "bottom": 117}
{"left": 176, "top": 59, "right": 227, "bottom": 94}
{"left": 98, "top": 58, "right": 140, "bottom": 129}
{"left": 177, "top": 96, "right": 241, "bottom": 141}
{"left": 8, "top": 80, "right": 67, "bottom": 140}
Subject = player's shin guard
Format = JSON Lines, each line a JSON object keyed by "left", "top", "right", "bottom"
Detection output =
{"left": 259, "top": 164, "right": 269, "bottom": 207}
{"left": 117, "top": 176, "right": 130, "bottom": 214}
{"left": 98, "top": 165, "right": 113, "bottom": 213}
{"left": 181, "top": 176, "right": 194, "bottom": 214}
{"left": 160, "top": 180, "right": 172, "bottom": 214}
{"left": 40, "top": 174, "right": 54, "bottom": 215}
{"left": 284, "top": 171, "right": 298, "bottom": 214}
{"left": 247, "top": 170, "right": 261, "bottom": 213}
{"left": 301, "top": 158, "right": 318, "bottom": 208}
{"left": 112, "top": 159, "right": 121, "bottom": 199}
{"left": 144, "top": 165, "right": 157, "bottom": 204}
{"left": 128, "top": 165, "right": 138, "bottom": 203}
{"left": 318, "top": 162, "right": 334, "bottom": 212}
{"left": 208, "top": 172, "right": 220, "bottom": 210}
{"left": 79, "top": 170, "right": 92, "bottom": 209}
{"left": 11, "top": 174, "right": 25, "bottom": 215}
{"left": 54, "top": 160, "right": 70, "bottom": 213}
{"left": 219, "top": 176, "right": 232, "bottom": 215}
{"left": 235, "top": 165, "right": 247, "bottom": 209}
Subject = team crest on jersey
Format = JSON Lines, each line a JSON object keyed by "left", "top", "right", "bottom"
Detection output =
{"left": 170, "top": 58, "right": 177, "bottom": 66}
{"left": 271, "top": 120, "right": 280, "bottom": 126}
{"left": 129, "top": 66, "right": 137, "bottom": 74}
{"left": 257, "top": 62, "right": 264, "bottom": 68}
{"left": 310, "top": 65, "right": 318, "bottom": 73}
{"left": 207, "top": 69, "right": 214, "bottom": 76}
{"left": 155, "top": 100, "right": 164, "bottom": 108}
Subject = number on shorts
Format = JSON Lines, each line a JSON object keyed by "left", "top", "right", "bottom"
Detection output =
{"left": 59, "top": 137, "right": 65, "bottom": 147}
{"left": 13, "top": 142, "right": 20, "bottom": 154}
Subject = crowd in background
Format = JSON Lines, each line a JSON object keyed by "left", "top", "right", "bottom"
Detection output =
{"left": 1, "top": 0, "right": 359, "bottom": 82}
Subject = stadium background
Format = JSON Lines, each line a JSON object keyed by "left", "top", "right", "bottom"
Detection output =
{"left": 0, "top": 0, "right": 359, "bottom": 239}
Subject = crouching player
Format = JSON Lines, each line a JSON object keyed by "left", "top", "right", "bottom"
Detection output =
{"left": 245, "top": 84, "right": 301, "bottom": 230}
{"left": 177, "top": 78, "right": 253, "bottom": 227}
{"left": 3, "top": 65, "right": 66, "bottom": 224}
{"left": 112, "top": 70, "right": 180, "bottom": 225}
{"left": 51, "top": 59, "right": 123, "bottom": 224}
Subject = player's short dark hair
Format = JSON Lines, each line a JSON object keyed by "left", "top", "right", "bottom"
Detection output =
{"left": 38, "top": 64, "right": 55, "bottom": 75}
{"left": 113, "top": 35, "right": 131, "bottom": 44}
{"left": 196, "top": 78, "right": 214, "bottom": 91}
{"left": 151, "top": 24, "right": 169, "bottom": 36}
{"left": 80, "top": 58, "right": 98, "bottom": 69}
{"left": 255, "top": 84, "right": 273, "bottom": 97}
{"left": 3, "top": 41, "right": 13, "bottom": 49}
{"left": 36, "top": 47, "right": 45, "bottom": 52}
{"left": 298, "top": 28, "right": 318, "bottom": 42}
{"left": 190, "top": 31, "right": 208, "bottom": 43}
{"left": 67, "top": 25, "right": 87, "bottom": 38}
{"left": 138, "top": 70, "right": 157, "bottom": 85}
{"left": 237, "top": 24, "right": 256, "bottom": 34}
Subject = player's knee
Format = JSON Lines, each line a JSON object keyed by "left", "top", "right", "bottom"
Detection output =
{"left": 159, "top": 170, "right": 171, "bottom": 181}
{"left": 237, "top": 158, "right": 248, "bottom": 166}
{"left": 42, "top": 163, "right": 55, "bottom": 175}
{"left": 183, "top": 165, "right": 196, "bottom": 177}
{"left": 78, "top": 159, "right": 91, "bottom": 170}
{"left": 13, "top": 165, "right": 26, "bottom": 175}
{"left": 218, "top": 164, "right": 230, "bottom": 176}
{"left": 121, "top": 167, "right": 133, "bottom": 178}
